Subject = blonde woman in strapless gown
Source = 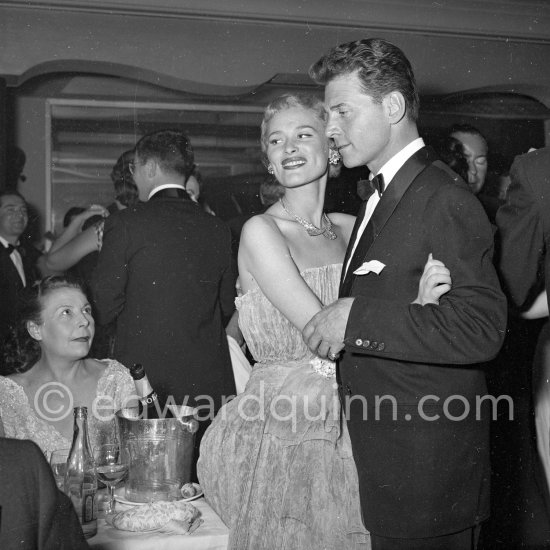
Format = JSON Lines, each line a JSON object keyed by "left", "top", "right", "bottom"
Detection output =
{"left": 197, "top": 94, "right": 449, "bottom": 550}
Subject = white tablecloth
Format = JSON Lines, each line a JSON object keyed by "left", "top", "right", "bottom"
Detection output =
{"left": 89, "top": 498, "right": 228, "bottom": 550}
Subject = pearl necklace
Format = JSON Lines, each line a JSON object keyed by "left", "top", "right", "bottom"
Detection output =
{"left": 279, "top": 198, "right": 337, "bottom": 240}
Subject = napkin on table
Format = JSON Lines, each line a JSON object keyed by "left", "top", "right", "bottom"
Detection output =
{"left": 106, "top": 500, "right": 203, "bottom": 535}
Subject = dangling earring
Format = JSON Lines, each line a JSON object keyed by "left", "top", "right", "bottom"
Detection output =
{"left": 267, "top": 164, "right": 274, "bottom": 175}
{"left": 328, "top": 148, "right": 341, "bottom": 165}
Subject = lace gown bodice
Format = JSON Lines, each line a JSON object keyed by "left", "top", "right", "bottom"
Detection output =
{"left": 0, "top": 359, "right": 135, "bottom": 458}
{"left": 236, "top": 263, "right": 342, "bottom": 365}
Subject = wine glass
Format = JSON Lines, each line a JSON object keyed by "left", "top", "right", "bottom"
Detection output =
{"left": 94, "top": 443, "right": 128, "bottom": 515}
{"left": 49, "top": 448, "right": 70, "bottom": 490}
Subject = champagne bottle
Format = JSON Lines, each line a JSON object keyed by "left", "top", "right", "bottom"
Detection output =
{"left": 128, "top": 363, "right": 167, "bottom": 419}
{"left": 64, "top": 406, "right": 98, "bottom": 539}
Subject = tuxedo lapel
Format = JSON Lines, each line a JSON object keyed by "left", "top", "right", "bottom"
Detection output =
{"left": 340, "top": 146, "right": 438, "bottom": 297}
{"left": 369, "top": 147, "right": 437, "bottom": 242}
{"left": 339, "top": 200, "right": 368, "bottom": 292}
{"left": 341, "top": 218, "right": 375, "bottom": 297}
{"left": 0, "top": 245, "right": 24, "bottom": 291}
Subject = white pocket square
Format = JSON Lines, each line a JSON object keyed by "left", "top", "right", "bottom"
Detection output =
{"left": 353, "top": 260, "right": 386, "bottom": 275}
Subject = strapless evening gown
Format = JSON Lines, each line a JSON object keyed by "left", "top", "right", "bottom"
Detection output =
{"left": 197, "top": 264, "right": 370, "bottom": 550}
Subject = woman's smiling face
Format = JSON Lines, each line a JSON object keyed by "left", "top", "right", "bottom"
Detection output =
{"left": 265, "top": 106, "right": 329, "bottom": 189}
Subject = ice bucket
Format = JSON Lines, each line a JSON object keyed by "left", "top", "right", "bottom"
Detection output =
{"left": 115, "top": 406, "right": 199, "bottom": 503}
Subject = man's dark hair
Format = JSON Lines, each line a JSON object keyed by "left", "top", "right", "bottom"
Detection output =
{"left": 135, "top": 129, "right": 195, "bottom": 181}
{"left": 309, "top": 38, "right": 420, "bottom": 121}
{"left": 435, "top": 136, "right": 469, "bottom": 183}
{"left": 450, "top": 123, "right": 487, "bottom": 141}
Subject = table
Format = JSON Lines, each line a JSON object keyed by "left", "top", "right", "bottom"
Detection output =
{"left": 89, "top": 498, "right": 229, "bottom": 550}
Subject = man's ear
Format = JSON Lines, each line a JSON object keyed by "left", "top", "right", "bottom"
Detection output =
{"left": 385, "top": 91, "right": 406, "bottom": 124}
{"left": 27, "top": 321, "right": 42, "bottom": 341}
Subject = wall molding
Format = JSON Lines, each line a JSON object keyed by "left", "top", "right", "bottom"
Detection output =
{"left": 1, "top": 0, "right": 549, "bottom": 43}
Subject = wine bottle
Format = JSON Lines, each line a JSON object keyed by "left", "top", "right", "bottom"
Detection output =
{"left": 128, "top": 363, "right": 167, "bottom": 419}
{"left": 64, "top": 406, "right": 98, "bottom": 539}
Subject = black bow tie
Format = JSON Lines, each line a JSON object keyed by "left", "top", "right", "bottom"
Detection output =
{"left": 4, "top": 243, "right": 24, "bottom": 256}
{"left": 370, "top": 173, "right": 385, "bottom": 197}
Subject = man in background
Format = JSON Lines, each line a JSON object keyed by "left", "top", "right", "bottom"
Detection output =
{"left": 0, "top": 190, "right": 41, "bottom": 350}
{"left": 91, "top": 130, "right": 236, "bottom": 473}
{"left": 450, "top": 123, "right": 489, "bottom": 195}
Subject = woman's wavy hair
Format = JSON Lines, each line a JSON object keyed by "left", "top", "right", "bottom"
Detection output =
{"left": 0, "top": 275, "right": 86, "bottom": 375}
{"left": 110, "top": 149, "right": 139, "bottom": 208}
{"left": 259, "top": 93, "right": 327, "bottom": 168}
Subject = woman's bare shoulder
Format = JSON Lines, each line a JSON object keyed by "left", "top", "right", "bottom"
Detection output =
{"left": 241, "top": 210, "right": 286, "bottom": 244}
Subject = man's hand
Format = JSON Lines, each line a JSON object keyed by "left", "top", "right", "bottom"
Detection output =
{"left": 302, "top": 298, "right": 354, "bottom": 359}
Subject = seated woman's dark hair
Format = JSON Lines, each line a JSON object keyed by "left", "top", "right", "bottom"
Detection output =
{"left": 1, "top": 275, "right": 86, "bottom": 375}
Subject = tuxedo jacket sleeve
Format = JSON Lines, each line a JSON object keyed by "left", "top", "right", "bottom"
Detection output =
{"left": 344, "top": 160, "right": 507, "bottom": 365}
{"left": 0, "top": 439, "right": 88, "bottom": 550}
{"left": 89, "top": 212, "right": 129, "bottom": 325}
{"left": 496, "top": 147, "right": 550, "bottom": 311}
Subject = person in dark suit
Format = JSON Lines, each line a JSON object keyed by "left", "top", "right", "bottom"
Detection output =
{"left": 0, "top": 438, "right": 88, "bottom": 550}
{"left": 91, "top": 130, "right": 237, "bottom": 470}
{"left": 496, "top": 146, "right": 550, "bottom": 320}
{"left": 495, "top": 145, "right": 550, "bottom": 546}
{"left": 304, "top": 38, "right": 507, "bottom": 549}
{"left": 0, "top": 191, "right": 41, "bottom": 353}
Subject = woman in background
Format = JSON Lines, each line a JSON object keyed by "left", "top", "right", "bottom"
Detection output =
{"left": 39, "top": 149, "right": 139, "bottom": 275}
{"left": 185, "top": 164, "right": 216, "bottom": 215}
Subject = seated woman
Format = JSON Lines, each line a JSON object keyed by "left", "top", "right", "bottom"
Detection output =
{"left": 0, "top": 275, "right": 135, "bottom": 457}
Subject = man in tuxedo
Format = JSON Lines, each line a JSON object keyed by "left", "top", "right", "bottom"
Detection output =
{"left": 91, "top": 130, "right": 236, "bottom": 467}
{"left": 0, "top": 191, "right": 41, "bottom": 349}
{"left": 0, "top": 438, "right": 88, "bottom": 549}
{"left": 304, "top": 39, "right": 507, "bottom": 549}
